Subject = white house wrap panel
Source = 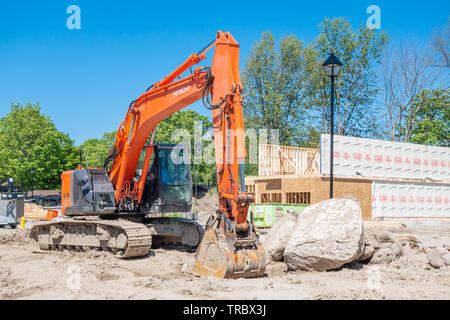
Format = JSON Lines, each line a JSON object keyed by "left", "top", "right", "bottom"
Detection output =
{"left": 320, "top": 134, "right": 450, "bottom": 181}
{"left": 372, "top": 181, "right": 450, "bottom": 218}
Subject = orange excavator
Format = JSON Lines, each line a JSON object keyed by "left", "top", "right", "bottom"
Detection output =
{"left": 31, "top": 31, "right": 267, "bottom": 279}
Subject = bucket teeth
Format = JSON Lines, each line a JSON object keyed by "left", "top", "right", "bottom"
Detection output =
{"left": 192, "top": 228, "right": 267, "bottom": 279}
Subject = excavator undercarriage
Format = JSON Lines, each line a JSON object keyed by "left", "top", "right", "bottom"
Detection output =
{"left": 31, "top": 216, "right": 203, "bottom": 258}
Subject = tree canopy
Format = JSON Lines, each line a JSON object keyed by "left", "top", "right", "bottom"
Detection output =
{"left": 409, "top": 88, "right": 449, "bottom": 147}
{"left": 307, "top": 17, "right": 389, "bottom": 138}
{"left": 0, "top": 103, "right": 78, "bottom": 190}
{"left": 79, "top": 131, "right": 117, "bottom": 168}
{"left": 242, "top": 31, "right": 316, "bottom": 146}
{"left": 242, "top": 18, "right": 389, "bottom": 149}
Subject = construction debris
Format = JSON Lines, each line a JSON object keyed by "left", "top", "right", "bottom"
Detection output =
{"left": 284, "top": 198, "right": 364, "bottom": 271}
{"left": 24, "top": 203, "right": 58, "bottom": 221}
{"left": 368, "top": 232, "right": 403, "bottom": 264}
{"left": 443, "top": 253, "right": 450, "bottom": 266}
{"left": 358, "top": 228, "right": 404, "bottom": 263}
{"left": 357, "top": 228, "right": 379, "bottom": 261}
{"left": 426, "top": 247, "right": 449, "bottom": 268}
{"left": 393, "top": 235, "right": 419, "bottom": 248}
{"left": 363, "top": 221, "right": 407, "bottom": 228}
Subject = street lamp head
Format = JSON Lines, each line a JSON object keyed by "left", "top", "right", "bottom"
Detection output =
{"left": 322, "top": 53, "right": 342, "bottom": 77}
{"left": 31, "top": 167, "right": 36, "bottom": 175}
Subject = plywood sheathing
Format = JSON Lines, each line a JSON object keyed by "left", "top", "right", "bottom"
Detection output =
{"left": 24, "top": 203, "right": 49, "bottom": 220}
{"left": 248, "top": 174, "right": 373, "bottom": 220}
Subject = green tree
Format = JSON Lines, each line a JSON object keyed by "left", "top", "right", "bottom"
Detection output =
{"left": 242, "top": 31, "right": 316, "bottom": 146}
{"left": 409, "top": 88, "right": 450, "bottom": 147}
{"left": 298, "top": 126, "right": 320, "bottom": 149}
{"left": 0, "top": 103, "right": 78, "bottom": 190}
{"left": 308, "top": 17, "right": 389, "bottom": 137}
{"left": 79, "top": 131, "right": 117, "bottom": 168}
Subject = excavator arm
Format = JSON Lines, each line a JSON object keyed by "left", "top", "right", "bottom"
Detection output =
{"left": 105, "top": 31, "right": 266, "bottom": 278}
{"left": 107, "top": 66, "right": 209, "bottom": 206}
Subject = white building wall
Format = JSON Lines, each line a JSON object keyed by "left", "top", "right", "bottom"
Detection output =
{"left": 320, "top": 134, "right": 450, "bottom": 181}
{"left": 372, "top": 181, "right": 450, "bottom": 219}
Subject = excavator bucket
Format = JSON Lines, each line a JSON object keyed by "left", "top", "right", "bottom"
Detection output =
{"left": 192, "top": 227, "right": 267, "bottom": 279}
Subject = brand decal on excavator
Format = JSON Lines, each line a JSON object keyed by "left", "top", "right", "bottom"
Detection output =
{"left": 173, "top": 86, "right": 191, "bottom": 97}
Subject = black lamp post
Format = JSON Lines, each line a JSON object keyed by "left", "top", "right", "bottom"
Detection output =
{"left": 322, "top": 53, "right": 342, "bottom": 199}
{"left": 30, "top": 167, "right": 36, "bottom": 198}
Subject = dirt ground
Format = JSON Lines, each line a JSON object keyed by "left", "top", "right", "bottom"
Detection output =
{"left": 1, "top": 225, "right": 449, "bottom": 300}
{"left": 0, "top": 193, "right": 449, "bottom": 300}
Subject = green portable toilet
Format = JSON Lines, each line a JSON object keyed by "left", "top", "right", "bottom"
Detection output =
{"left": 248, "top": 203, "right": 309, "bottom": 228}
{"left": 250, "top": 204, "right": 266, "bottom": 228}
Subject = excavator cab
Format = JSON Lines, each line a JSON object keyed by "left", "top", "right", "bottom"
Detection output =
{"left": 139, "top": 144, "right": 193, "bottom": 214}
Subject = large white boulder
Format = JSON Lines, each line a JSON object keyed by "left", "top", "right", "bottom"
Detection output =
{"left": 260, "top": 210, "right": 299, "bottom": 261}
{"left": 284, "top": 198, "right": 364, "bottom": 271}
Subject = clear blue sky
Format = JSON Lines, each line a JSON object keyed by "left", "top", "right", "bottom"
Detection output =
{"left": 1, "top": 0, "right": 448, "bottom": 145}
